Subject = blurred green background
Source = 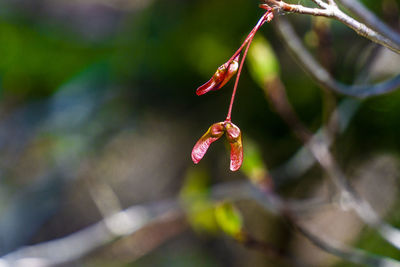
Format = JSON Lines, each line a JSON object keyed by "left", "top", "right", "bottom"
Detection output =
{"left": 0, "top": 0, "right": 400, "bottom": 266}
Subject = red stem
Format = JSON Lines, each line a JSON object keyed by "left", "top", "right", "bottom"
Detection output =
{"left": 226, "top": 10, "right": 272, "bottom": 66}
{"left": 225, "top": 10, "right": 272, "bottom": 121}
{"left": 226, "top": 37, "right": 254, "bottom": 121}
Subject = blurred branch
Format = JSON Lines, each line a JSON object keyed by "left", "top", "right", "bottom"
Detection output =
{"left": 271, "top": 98, "right": 360, "bottom": 183}
{"left": 240, "top": 231, "right": 306, "bottom": 267}
{"left": 0, "top": 177, "right": 359, "bottom": 266}
{"left": 0, "top": 200, "right": 181, "bottom": 266}
{"left": 264, "top": 78, "right": 312, "bottom": 142}
{"left": 294, "top": 223, "right": 400, "bottom": 267}
{"left": 0, "top": 181, "right": 267, "bottom": 266}
{"left": 2, "top": 175, "right": 398, "bottom": 267}
{"left": 263, "top": 0, "right": 400, "bottom": 54}
{"left": 271, "top": 19, "right": 382, "bottom": 183}
{"left": 307, "top": 139, "right": 400, "bottom": 251}
{"left": 251, "top": 75, "right": 400, "bottom": 263}
{"left": 336, "top": 0, "right": 400, "bottom": 47}
{"left": 273, "top": 17, "right": 400, "bottom": 98}
{"left": 262, "top": 60, "right": 400, "bottom": 252}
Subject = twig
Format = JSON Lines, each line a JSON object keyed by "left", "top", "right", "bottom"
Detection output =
{"left": 263, "top": 1, "right": 334, "bottom": 17}
{"left": 310, "top": 0, "right": 329, "bottom": 9}
{"left": 274, "top": 17, "right": 400, "bottom": 98}
{"left": 336, "top": 0, "right": 400, "bottom": 47}
{"left": 263, "top": 0, "right": 400, "bottom": 54}
{"left": 326, "top": 0, "right": 338, "bottom": 8}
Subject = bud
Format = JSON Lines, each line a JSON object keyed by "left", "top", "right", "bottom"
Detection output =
{"left": 196, "top": 55, "right": 240, "bottom": 96}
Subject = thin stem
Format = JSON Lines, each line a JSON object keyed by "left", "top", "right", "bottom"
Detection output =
{"left": 226, "top": 10, "right": 273, "bottom": 66}
{"left": 225, "top": 10, "right": 272, "bottom": 121}
{"left": 226, "top": 38, "right": 253, "bottom": 121}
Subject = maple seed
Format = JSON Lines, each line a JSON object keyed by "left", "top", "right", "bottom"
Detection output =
{"left": 225, "top": 122, "right": 243, "bottom": 171}
{"left": 191, "top": 121, "right": 243, "bottom": 171}
{"left": 191, "top": 122, "right": 225, "bottom": 164}
{"left": 191, "top": 7, "right": 275, "bottom": 171}
{"left": 196, "top": 55, "right": 240, "bottom": 96}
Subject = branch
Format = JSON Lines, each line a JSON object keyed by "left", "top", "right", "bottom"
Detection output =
{"left": 1, "top": 177, "right": 398, "bottom": 266}
{"left": 271, "top": 98, "right": 361, "bottom": 183}
{"left": 274, "top": 17, "right": 400, "bottom": 98}
{"left": 310, "top": 0, "right": 329, "bottom": 9}
{"left": 336, "top": 0, "right": 400, "bottom": 48}
{"left": 263, "top": 0, "right": 400, "bottom": 54}
{"left": 0, "top": 180, "right": 297, "bottom": 266}
{"left": 271, "top": 20, "right": 386, "bottom": 183}
{"left": 326, "top": 0, "right": 338, "bottom": 8}
{"left": 309, "top": 141, "right": 400, "bottom": 251}
{"left": 259, "top": 55, "right": 400, "bottom": 251}
{"left": 294, "top": 223, "right": 400, "bottom": 267}
{"left": 0, "top": 200, "right": 183, "bottom": 266}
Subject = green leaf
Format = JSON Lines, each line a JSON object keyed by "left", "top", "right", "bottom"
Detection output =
{"left": 247, "top": 35, "right": 280, "bottom": 87}
{"left": 241, "top": 139, "right": 268, "bottom": 184}
{"left": 179, "top": 167, "right": 218, "bottom": 234}
{"left": 214, "top": 202, "right": 244, "bottom": 240}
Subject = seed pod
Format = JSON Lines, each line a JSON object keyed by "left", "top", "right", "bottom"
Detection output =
{"left": 196, "top": 55, "right": 240, "bottom": 96}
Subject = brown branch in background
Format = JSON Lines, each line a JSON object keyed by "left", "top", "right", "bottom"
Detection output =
{"left": 262, "top": 0, "right": 400, "bottom": 54}
{"left": 274, "top": 17, "right": 400, "bottom": 98}
{"left": 264, "top": 78, "right": 312, "bottom": 142}
{"left": 311, "top": 17, "right": 338, "bottom": 132}
{"left": 240, "top": 231, "right": 306, "bottom": 267}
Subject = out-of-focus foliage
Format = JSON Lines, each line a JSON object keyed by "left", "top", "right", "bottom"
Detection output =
{"left": 241, "top": 139, "right": 269, "bottom": 185}
{"left": 0, "top": 21, "right": 107, "bottom": 98}
{"left": 180, "top": 167, "right": 218, "bottom": 234}
{"left": 248, "top": 35, "right": 280, "bottom": 86}
{"left": 214, "top": 202, "right": 244, "bottom": 240}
